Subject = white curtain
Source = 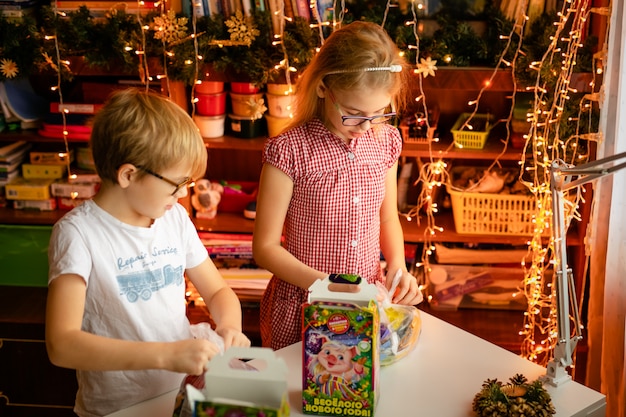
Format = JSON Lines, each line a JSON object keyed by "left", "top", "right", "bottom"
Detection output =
{"left": 585, "top": 1, "right": 626, "bottom": 415}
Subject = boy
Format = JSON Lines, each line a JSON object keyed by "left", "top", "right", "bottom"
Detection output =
{"left": 45, "top": 88, "right": 250, "bottom": 417}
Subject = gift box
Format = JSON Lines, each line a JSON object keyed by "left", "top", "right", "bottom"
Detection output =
{"left": 182, "top": 347, "right": 290, "bottom": 417}
{"left": 302, "top": 277, "right": 380, "bottom": 417}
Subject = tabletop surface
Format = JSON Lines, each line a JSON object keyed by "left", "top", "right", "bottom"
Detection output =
{"left": 107, "top": 311, "right": 606, "bottom": 417}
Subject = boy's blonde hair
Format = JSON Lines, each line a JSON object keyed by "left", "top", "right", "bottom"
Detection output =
{"left": 90, "top": 88, "right": 207, "bottom": 183}
{"left": 289, "top": 21, "right": 410, "bottom": 130}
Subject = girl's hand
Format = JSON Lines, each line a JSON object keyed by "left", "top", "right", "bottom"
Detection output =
{"left": 386, "top": 269, "right": 424, "bottom": 306}
{"left": 215, "top": 327, "right": 252, "bottom": 349}
{"left": 168, "top": 338, "right": 222, "bottom": 375}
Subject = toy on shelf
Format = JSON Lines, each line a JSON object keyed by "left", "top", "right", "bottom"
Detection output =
{"left": 191, "top": 179, "right": 224, "bottom": 219}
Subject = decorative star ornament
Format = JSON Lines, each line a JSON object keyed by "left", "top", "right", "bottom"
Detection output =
{"left": 152, "top": 10, "right": 189, "bottom": 44}
{"left": 247, "top": 97, "right": 267, "bottom": 120}
{"left": 0, "top": 58, "right": 19, "bottom": 79}
{"left": 225, "top": 11, "right": 260, "bottom": 47}
{"left": 415, "top": 57, "right": 438, "bottom": 78}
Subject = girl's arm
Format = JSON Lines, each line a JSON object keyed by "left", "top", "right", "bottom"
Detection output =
{"left": 379, "top": 161, "right": 423, "bottom": 306}
{"left": 45, "top": 274, "right": 221, "bottom": 375}
{"left": 252, "top": 163, "right": 327, "bottom": 289}
{"left": 185, "top": 258, "right": 251, "bottom": 349}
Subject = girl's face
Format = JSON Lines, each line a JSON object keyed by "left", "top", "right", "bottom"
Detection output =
{"left": 321, "top": 86, "right": 393, "bottom": 143}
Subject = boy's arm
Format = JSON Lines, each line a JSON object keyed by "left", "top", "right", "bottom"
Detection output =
{"left": 185, "top": 258, "right": 251, "bottom": 348}
{"left": 45, "top": 273, "right": 220, "bottom": 375}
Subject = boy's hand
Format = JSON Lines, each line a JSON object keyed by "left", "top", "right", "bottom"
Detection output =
{"left": 215, "top": 326, "right": 252, "bottom": 349}
{"left": 168, "top": 339, "right": 222, "bottom": 375}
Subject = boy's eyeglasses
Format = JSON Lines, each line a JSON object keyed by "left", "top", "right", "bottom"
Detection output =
{"left": 327, "top": 90, "right": 396, "bottom": 126}
{"left": 137, "top": 166, "right": 194, "bottom": 196}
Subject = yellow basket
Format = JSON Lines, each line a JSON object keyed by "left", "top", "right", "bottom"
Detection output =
{"left": 446, "top": 185, "right": 541, "bottom": 236}
{"left": 450, "top": 113, "right": 492, "bottom": 149}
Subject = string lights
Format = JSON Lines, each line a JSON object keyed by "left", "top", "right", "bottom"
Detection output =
{"left": 402, "top": 0, "right": 605, "bottom": 372}
{"left": 33, "top": 0, "right": 606, "bottom": 371}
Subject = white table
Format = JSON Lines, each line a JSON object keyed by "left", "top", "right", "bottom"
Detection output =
{"left": 107, "top": 312, "right": 606, "bottom": 417}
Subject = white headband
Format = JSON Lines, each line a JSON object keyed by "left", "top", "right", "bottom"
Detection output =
{"left": 326, "top": 64, "right": 403, "bottom": 75}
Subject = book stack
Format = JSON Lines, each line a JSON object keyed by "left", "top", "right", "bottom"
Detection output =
{"left": 55, "top": 0, "right": 159, "bottom": 17}
{"left": 0, "top": 0, "right": 44, "bottom": 20}
{"left": 198, "top": 231, "right": 271, "bottom": 299}
{"left": 0, "top": 78, "right": 48, "bottom": 131}
{"left": 0, "top": 140, "right": 31, "bottom": 207}
{"left": 38, "top": 102, "right": 103, "bottom": 141}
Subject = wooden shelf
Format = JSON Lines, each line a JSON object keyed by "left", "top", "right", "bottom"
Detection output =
{"left": 400, "top": 210, "right": 582, "bottom": 246}
{"left": 193, "top": 212, "right": 255, "bottom": 234}
{"left": 0, "top": 207, "right": 65, "bottom": 225}
{"left": 1, "top": 130, "right": 90, "bottom": 144}
{"left": 402, "top": 135, "right": 523, "bottom": 161}
{"left": 204, "top": 136, "right": 266, "bottom": 151}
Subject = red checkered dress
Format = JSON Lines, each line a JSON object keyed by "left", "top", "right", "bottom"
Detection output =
{"left": 260, "top": 118, "right": 402, "bottom": 350}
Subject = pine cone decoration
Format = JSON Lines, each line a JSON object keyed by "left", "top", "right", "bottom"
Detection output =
{"left": 472, "top": 374, "right": 556, "bottom": 417}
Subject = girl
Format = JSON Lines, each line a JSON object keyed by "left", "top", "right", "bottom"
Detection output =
{"left": 253, "top": 21, "right": 423, "bottom": 350}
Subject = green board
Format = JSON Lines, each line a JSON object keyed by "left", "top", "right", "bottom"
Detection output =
{"left": 0, "top": 224, "right": 52, "bottom": 287}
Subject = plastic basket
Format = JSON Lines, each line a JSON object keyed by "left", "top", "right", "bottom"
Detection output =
{"left": 450, "top": 113, "right": 492, "bottom": 149}
{"left": 446, "top": 185, "right": 541, "bottom": 236}
{"left": 399, "top": 112, "right": 438, "bottom": 144}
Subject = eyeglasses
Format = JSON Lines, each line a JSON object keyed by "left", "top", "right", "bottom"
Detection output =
{"left": 137, "top": 166, "right": 194, "bottom": 196}
{"left": 327, "top": 90, "right": 397, "bottom": 126}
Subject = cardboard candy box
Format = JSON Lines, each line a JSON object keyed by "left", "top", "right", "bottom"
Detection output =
{"left": 177, "top": 347, "right": 290, "bottom": 417}
{"left": 301, "top": 277, "right": 380, "bottom": 417}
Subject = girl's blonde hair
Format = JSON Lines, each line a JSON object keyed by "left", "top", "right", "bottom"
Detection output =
{"left": 289, "top": 21, "right": 410, "bottom": 130}
{"left": 90, "top": 88, "right": 207, "bottom": 183}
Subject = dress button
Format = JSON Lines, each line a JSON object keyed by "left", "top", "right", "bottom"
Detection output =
{"left": 347, "top": 152, "right": 355, "bottom": 160}
{"left": 353, "top": 196, "right": 360, "bottom": 204}
{"left": 350, "top": 240, "right": 358, "bottom": 247}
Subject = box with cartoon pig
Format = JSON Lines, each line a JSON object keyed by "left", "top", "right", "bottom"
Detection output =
{"left": 301, "top": 276, "right": 380, "bottom": 417}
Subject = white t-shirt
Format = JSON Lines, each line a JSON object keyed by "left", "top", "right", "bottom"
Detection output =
{"left": 48, "top": 200, "right": 208, "bottom": 417}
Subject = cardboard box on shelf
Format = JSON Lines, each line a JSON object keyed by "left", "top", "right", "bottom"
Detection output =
{"left": 29, "top": 148, "right": 74, "bottom": 165}
{"left": 5, "top": 177, "right": 54, "bottom": 200}
{"left": 13, "top": 198, "right": 57, "bottom": 211}
{"left": 22, "top": 163, "right": 66, "bottom": 180}
{"left": 50, "top": 180, "right": 99, "bottom": 199}
{"left": 428, "top": 264, "right": 528, "bottom": 311}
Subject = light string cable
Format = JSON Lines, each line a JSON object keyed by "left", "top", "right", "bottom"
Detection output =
{"left": 518, "top": 0, "right": 597, "bottom": 366}
{"left": 135, "top": 0, "right": 153, "bottom": 92}
{"left": 399, "top": 0, "right": 451, "bottom": 288}
{"left": 47, "top": 2, "right": 76, "bottom": 197}
{"left": 271, "top": 0, "right": 297, "bottom": 96}
{"left": 462, "top": 0, "right": 528, "bottom": 173}
{"left": 309, "top": 1, "right": 328, "bottom": 44}
{"left": 190, "top": 0, "right": 200, "bottom": 117}
{"left": 570, "top": 5, "right": 611, "bottom": 342}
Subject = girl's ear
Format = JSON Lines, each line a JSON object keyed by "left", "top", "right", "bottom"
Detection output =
{"left": 117, "top": 163, "right": 138, "bottom": 189}
{"left": 316, "top": 83, "right": 327, "bottom": 99}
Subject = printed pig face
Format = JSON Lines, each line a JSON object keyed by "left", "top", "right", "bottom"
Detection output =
{"left": 317, "top": 342, "right": 357, "bottom": 375}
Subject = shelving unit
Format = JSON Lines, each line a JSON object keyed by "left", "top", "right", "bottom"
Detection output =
{"left": 0, "top": 67, "right": 595, "bottom": 416}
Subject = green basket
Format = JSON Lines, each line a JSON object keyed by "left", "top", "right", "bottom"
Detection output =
{"left": 450, "top": 113, "right": 492, "bottom": 149}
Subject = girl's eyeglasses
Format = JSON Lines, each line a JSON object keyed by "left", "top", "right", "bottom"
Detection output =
{"left": 137, "top": 166, "right": 194, "bottom": 196}
{"left": 327, "top": 90, "right": 396, "bottom": 126}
